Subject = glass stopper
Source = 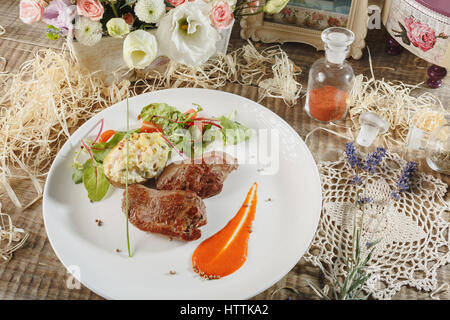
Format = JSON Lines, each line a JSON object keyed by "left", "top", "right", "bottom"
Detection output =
{"left": 321, "top": 27, "right": 355, "bottom": 64}
{"left": 356, "top": 112, "right": 389, "bottom": 147}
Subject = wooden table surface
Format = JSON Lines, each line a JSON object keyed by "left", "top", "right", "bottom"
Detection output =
{"left": 0, "top": 0, "right": 448, "bottom": 300}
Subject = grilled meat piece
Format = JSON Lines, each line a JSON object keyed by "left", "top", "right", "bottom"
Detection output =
{"left": 122, "top": 184, "right": 207, "bottom": 241}
{"left": 156, "top": 151, "right": 238, "bottom": 198}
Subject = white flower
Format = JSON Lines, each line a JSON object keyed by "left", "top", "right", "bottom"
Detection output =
{"left": 106, "top": 18, "right": 130, "bottom": 38}
{"left": 156, "top": 0, "right": 220, "bottom": 67}
{"left": 74, "top": 16, "right": 103, "bottom": 46}
{"left": 134, "top": 0, "right": 165, "bottom": 24}
{"left": 123, "top": 30, "right": 158, "bottom": 69}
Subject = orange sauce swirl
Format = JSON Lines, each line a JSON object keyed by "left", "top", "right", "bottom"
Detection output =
{"left": 192, "top": 182, "right": 258, "bottom": 279}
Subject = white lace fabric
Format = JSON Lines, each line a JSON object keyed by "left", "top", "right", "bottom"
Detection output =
{"left": 304, "top": 151, "right": 449, "bottom": 300}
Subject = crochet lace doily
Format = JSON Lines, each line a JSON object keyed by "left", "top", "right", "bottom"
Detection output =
{"left": 304, "top": 151, "right": 449, "bottom": 300}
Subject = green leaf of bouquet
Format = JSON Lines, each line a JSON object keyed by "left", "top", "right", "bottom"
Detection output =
{"left": 120, "top": 0, "right": 137, "bottom": 9}
{"left": 402, "top": 35, "right": 410, "bottom": 45}
{"left": 83, "top": 159, "right": 110, "bottom": 202}
{"left": 46, "top": 25, "right": 61, "bottom": 40}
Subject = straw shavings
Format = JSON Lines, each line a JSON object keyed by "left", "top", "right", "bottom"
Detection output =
{"left": 348, "top": 74, "right": 446, "bottom": 147}
{"left": 133, "top": 41, "right": 302, "bottom": 106}
{"left": 0, "top": 46, "right": 130, "bottom": 208}
{"left": 0, "top": 203, "right": 29, "bottom": 263}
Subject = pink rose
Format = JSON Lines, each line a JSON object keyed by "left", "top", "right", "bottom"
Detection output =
{"left": 77, "top": 0, "right": 104, "bottom": 21}
{"left": 167, "top": 0, "right": 188, "bottom": 7}
{"left": 405, "top": 17, "right": 436, "bottom": 52}
{"left": 19, "top": 0, "right": 46, "bottom": 25}
{"left": 210, "top": 1, "right": 234, "bottom": 31}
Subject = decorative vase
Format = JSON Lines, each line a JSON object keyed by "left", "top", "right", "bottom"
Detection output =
{"left": 383, "top": 0, "right": 450, "bottom": 88}
{"left": 70, "top": 22, "right": 234, "bottom": 83}
{"left": 215, "top": 20, "right": 235, "bottom": 56}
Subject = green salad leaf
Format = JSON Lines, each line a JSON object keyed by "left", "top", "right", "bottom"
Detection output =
{"left": 91, "top": 130, "right": 137, "bottom": 163}
{"left": 83, "top": 159, "right": 110, "bottom": 202}
{"left": 72, "top": 102, "right": 253, "bottom": 203}
{"left": 218, "top": 111, "right": 253, "bottom": 145}
{"left": 140, "top": 103, "right": 186, "bottom": 137}
{"left": 71, "top": 161, "right": 85, "bottom": 184}
{"left": 139, "top": 103, "right": 252, "bottom": 155}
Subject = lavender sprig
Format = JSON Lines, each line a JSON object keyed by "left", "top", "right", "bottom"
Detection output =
{"left": 362, "top": 147, "right": 387, "bottom": 174}
{"left": 391, "top": 161, "right": 417, "bottom": 200}
{"left": 357, "top": 197, "right": 372, "bottom": 205}
{"left": 310, "top": 143, "right": 386, "bottom": 300}
{"left": 352, "top": 176, "right": 363, "bottom": 185}
{"left": 345, "top": 143, "right": 362, "bottom": 169}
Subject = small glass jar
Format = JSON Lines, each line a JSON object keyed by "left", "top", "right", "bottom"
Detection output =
{"left": 405, "top": 114, "right": 449, "bottom": 174}
{"left": 425, "top": 120, "right": 450, "bottom": 174}
{"left": 305, "top": 27, "right": 355, "bottom": 122}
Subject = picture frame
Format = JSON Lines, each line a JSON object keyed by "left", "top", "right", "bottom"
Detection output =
{"left": 240, "top": 0, "right": 369, "bottom": 59}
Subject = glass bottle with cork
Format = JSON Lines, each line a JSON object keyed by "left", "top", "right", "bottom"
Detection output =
{"left": 305, "top": 27, "right": 355, "bottom": 122}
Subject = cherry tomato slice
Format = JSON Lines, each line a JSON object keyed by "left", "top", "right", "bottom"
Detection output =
{"left": 140, "top": 121, "right": 163, "bottom": 133}
{"left": 98, "top": 130, "right": 116, "bottom": 143}
{"left": 185, "top": 108, "right": 197, "bottom": 120}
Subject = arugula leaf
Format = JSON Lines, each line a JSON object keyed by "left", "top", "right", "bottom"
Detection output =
{"left": 140, "top": 103, "right": 186, "bottom": 135}
{"left": 83, "top": 159, "right": 110, "bottom": 202}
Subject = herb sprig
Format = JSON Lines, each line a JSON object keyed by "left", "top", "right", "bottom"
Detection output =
{"left": 125, "top": 98, "right": 131, "bottom": 257}
{"left": 309, "top": 143, "right": 416, "bottom": 300}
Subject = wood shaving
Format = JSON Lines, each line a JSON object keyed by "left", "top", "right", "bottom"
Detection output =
{"left": 133, "top": 41, "right": 302, "bottom": 106}
{"left": 0, "top": 45, "right": 130, "bottom": 208}
{"left": 0, "top": 203, "right": 29, "bottom": 263}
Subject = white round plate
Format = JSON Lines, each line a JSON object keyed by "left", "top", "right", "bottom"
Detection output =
{"left": 43, "top": 88, "right": 322, "bottom": 300}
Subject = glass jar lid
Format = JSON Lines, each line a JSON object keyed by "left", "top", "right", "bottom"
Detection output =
{"left": 321, "top": 27, "right": 355, "bottom": 64}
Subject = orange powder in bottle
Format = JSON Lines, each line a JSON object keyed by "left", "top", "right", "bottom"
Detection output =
{"left": 308, "top": 85, "right": 349, "bottom": 121}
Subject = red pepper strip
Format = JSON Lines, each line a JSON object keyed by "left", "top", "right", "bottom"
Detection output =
{"left": 160, "top": 134, "right": 185, "bottom": 159}
{"left": 81, "top": 139, "right": 98, "bottom": 176}
{"left": 194, "top": 117, "right": 220, "bottom": 122}
{"left": 151, "top": 115, "right": 220, "bottom": 128}
{"left": 91, "top": 119, "right": 104, "bottom": 145}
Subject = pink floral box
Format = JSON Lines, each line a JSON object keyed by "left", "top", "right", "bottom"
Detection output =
{"left": 385, "top": 0, "right": 450, "bottom": 68}
{"left": 264, "top": 5, "right": 348, "bottom": 31}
